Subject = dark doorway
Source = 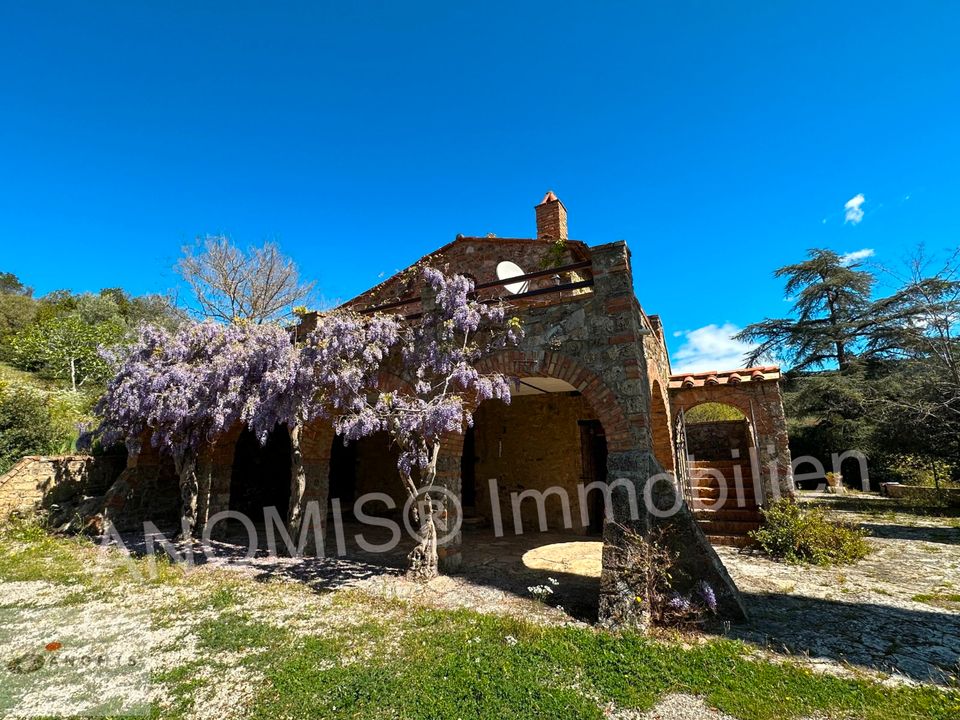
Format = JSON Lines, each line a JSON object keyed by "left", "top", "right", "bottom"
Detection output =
{"left": 329, "top": 435, "right": 358, "bottom": 514}
{"left": 229, "top": 425, "right": 292, "bottom": 520}
{"left": 460, "top": 426, "right": 477, "bottom": 513}
{"left": 579, "top": 420, "right": 608, "bottom": 535}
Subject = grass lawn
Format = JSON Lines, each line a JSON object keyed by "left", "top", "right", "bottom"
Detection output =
{"left": 0, "top": 521, "right": 958, "bottom": 719}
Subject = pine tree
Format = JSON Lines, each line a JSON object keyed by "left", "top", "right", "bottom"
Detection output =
{"left": 737, "top": 249, "right": 875, "bottom": 370}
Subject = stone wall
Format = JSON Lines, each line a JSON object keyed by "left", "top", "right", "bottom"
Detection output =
{"left": 0, "top": 454, "right": 126, "bottom": 521}
{"left": 102, "top": 445, "right": 180, "bottom": 532}
{"left": 471, "top": 393, "right": 597, "bottom": 533}
{"left": 686, "top": 419, "right": 751, "bottom": 461}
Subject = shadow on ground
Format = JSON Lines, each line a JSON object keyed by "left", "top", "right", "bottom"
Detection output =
{"left": 109, "top": 510, "right": 960, "bottom": 684}
{"left": 858, "top": 522, "right": 960, "bottom": 545}
{"left": 726, "top": 591, "right": 960, "bottom": 685}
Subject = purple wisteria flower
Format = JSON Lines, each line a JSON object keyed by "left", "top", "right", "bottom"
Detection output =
{"left": 95, "top": 267, "right": 520, "bottom": 555}
{"left": 666, "top": 594, "right": 692, "bottom": 613}
{"left": 697, "top": 581, "right": 718, "bottom": 613}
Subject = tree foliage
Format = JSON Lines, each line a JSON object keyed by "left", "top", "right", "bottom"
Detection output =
{"left": 736, "top": 249, "right": 875, "bottom": 370}
{"left": 2, "top": 277, "right": 183, "bottom": 389}
{"left": 748, "top": 247, "right": 960, "bottom": 484}
{"left": 10, "top": 316, "right": 124, "bottom": 392}
{"left": 0, "top": 272, "right": 37, "bottom": 351}
{"left": 0, "top": 385, "right": 61, "bottom": 473}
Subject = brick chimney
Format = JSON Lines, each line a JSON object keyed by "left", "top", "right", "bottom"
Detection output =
{"left": 535, "top": 190, "right": 567, "bottom": 240}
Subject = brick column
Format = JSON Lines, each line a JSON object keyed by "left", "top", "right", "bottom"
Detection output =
{"left": 589, "top": 241, "right": 748, "bottom": 627}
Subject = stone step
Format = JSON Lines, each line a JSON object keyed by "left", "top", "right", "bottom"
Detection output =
{"left": 705, "top": 534, "right": 753, "bottom": 548}
{"left": 690, "top": 495, "right": 761, "bottom": 509}
{"left": 691, "top": 504, "right": 762, "bottom": 517}
{"left": 694, "top": 519, "right": 762, "bottom": 535}
{"left": 689, "top": 464, "right": 754, "bottom": 474}
{"left": 689, "top": 459, "right": 754, "bottom": 468}
{"left": 688, "top": 467, "right": 755, "bottom": 477}
{"left": 692, "top": 508, "right": 762, "bottom": 522}
{"left": 689, "top": 477, "right": 761, "bottom": 493}
{"left": 690, "top": 486, "right": 760, "bottom": 501}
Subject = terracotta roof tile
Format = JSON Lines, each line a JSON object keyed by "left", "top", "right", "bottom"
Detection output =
{"left": 667, "top": 365, "right": 780, "bottom": 389}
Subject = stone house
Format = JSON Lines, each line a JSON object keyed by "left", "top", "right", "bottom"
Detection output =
{"left": 0, "top": 192, "right": 794, "bottom": 625}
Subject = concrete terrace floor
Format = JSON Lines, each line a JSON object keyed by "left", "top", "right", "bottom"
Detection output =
{"left": 120, "top": 493, "right": 960, "bottom": 687}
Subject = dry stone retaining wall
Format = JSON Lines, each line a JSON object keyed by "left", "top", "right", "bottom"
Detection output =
{"left": 0, "top": 454, "right": 125, "bottom": 521}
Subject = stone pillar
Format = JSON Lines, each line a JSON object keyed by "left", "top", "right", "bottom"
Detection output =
{"left": 298, "top": 420, "right": 334, "bottom": 556}
{"left": 202, "top": 425, "right": 243, "bottom": 537}
{"left": 100, "top": 439, "right": 180, "bottom": 532}
{"left": 588, "top": 241, "right": 748, "bottom": 627}
{"left": 433, "top": 432, "right": 465, "bottom": 572}
{"left": 598, "top": 449, "right": 748, "bottom": 628}
{"left": 753, "top": 383, "right": 794, "bottom": 504}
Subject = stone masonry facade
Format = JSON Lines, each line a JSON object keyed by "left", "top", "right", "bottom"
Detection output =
{"left": 49, "top": 191, "right": 795, "bottom": 628}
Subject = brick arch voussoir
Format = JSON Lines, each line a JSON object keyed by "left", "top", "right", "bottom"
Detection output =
{"left": 670, "top": 386, "right": 770, "bottom": 437}
{"left": 476, "top": 350, "right": 635, "bottom": 453}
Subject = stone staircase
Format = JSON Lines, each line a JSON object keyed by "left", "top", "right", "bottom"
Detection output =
{"left": 688, "top": 459, "right": 763, "bottom": 547}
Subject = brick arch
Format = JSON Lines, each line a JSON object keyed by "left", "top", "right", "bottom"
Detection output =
{"left": 476, "top": 350, "right": 633, "bottom": 452}
{"left": 674, "top": 398, "right": 756, "bottom": 452}
{"left": 649, "top": 379, "right": 674, "bottom": 471}
{"left": 670, "top": 388, "right": 760, "bottom": 436}
{"left": 670, "top": 382, "right": 794, "bottom": 503}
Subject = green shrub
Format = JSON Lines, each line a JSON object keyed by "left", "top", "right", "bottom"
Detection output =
{"left": 750, "top": 500, "right": 870, "bottom": 565}
{"left": 0, "top": 385, "right": 62, "bottom": 473}
{"left": 875, "top": 453, "right": 958, "bottom": 489}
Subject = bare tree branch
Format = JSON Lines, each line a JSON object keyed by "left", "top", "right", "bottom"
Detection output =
{"left": 176, "top": 236, "right": 315, "bottom": 324}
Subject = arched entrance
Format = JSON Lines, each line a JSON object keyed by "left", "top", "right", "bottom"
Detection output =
{"left": 466, "top": 379, "right": 608, "bottom": 536}
{"left": 683, "top": 402, "right": 754, "bottom": 462}
{"left": 228, "top": 425, "right": 292, "bottom": 521}
{"left": 677, "top": 401, "right": 761, "bottom": 546}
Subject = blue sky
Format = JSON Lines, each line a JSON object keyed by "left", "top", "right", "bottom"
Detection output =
{"left": 2, "top": 3, "right": 958, "bottom": 372}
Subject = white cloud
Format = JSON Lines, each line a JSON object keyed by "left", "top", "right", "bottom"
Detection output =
{"left": 839, "top": 248, "right": 875, "bottom": 266}
{"left": 844, "top": 193, "right": 865, "bottom": 224}
{"left": 671, "top": 323, "right": 759, "bottom": 374}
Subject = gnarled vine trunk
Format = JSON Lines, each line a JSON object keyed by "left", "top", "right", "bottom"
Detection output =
{"left": 405, "top": 442, "right": 440, "bottom": 580}
{"left": 195, "top": 451, "right": 213, "bottom": 535}
{"left": 287, "top": 421, "right": 307, "bottom": 542}
{"left": 172, "top": 447, "right": 199, "bottom": 541}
